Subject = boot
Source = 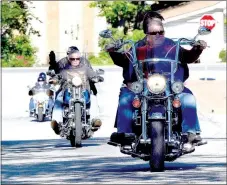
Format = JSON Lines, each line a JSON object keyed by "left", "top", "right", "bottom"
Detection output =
{"left": 51, "top": 120, "right": 60, "bottom": 135}
{"left": 91, "top": 118, "right": 102, "bottom": 131}
{"left": 182, "top": 132, "right": 196, "bottom": 154}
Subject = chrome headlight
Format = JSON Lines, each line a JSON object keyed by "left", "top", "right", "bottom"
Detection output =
{"left": 131, "top": 81, "right": 143, "bottom": 94}
{"left": 147, "top": 74, "right": 167, "bottom": 94}
{"left": 72, "top": 76, "right": 82, "bottom": 86}
{"left": 172, "top": 81, "right": 184, "bottom": 94}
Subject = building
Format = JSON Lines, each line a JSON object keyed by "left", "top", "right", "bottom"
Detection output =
{"left": 158, "top": 1, "right": 226, "bottom": 63}
{"left": 28, "top": 1, "right": 107, "bottom": 66}
{"left": 29, "top": 1, "right": 226, "bottom": 65}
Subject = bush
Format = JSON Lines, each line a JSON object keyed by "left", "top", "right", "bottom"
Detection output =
{"left": 219, "top": 49, "right": 226, "bottom": 63}
{"left": 1, "top": 55, "right": 35, "bottom": 67}
{"left": 1, "top": 34, "right": 37, "bottom": 67}
{"left": 88, "top": 51, "right": 114, "bottom": 66}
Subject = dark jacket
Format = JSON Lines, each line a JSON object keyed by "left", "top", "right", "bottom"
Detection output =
{"left": 108, "top": 37, "right": 203, "bottom": 83}
{"left": 49, "top": 53, "right": 98, "bottom": 95}
{"left": 60, "top": 63, "right": 97, "bottom": 93}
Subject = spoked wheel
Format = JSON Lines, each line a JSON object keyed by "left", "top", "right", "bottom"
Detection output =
{"left": 72, "top": 103, "right": 82, "bottom": 147}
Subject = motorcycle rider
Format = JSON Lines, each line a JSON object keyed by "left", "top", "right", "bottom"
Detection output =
{"left": 54, "top": 46, "right": 98, "bottom": 96}
{"left": 50, "top": 49, "right": 103, "bottom": 135}
{"left": 105, "top": 11, "right": 207, "bottom": 153}
{"left": 28, "top": 75, "right": 54, "bottom": 117}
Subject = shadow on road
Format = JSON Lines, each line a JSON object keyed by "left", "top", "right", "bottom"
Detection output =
{"left": 1, "top": 138, "right": 226, "bottom": 184}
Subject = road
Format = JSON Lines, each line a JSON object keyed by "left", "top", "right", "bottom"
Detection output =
{"left": 1, "top": 66, "right": 226, "bottom": 184}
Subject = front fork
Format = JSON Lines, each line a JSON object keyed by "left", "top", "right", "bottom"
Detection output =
{"left": 140, "top": 89, "right": 173, "bottom": 144}
{"left": 69, "top": 87, "right": 86, "bottom": 128}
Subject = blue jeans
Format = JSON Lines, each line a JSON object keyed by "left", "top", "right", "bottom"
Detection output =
{"left": 29, "top": 97, "right": 54, "bottom": 114}
{"left": 52, "top": 89, "right": 90, "bottom": 123}
{"left": 115, "top": 86, "right": 201, "bottom": 134}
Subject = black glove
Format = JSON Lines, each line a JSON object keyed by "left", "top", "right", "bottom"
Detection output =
{"left": 104, "top": 39, "right": 123, "bottom": 52}
{"left": 98, "top": 76, "right": 104, "bottom": 82}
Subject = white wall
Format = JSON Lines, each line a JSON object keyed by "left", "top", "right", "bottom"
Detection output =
{"left": 165, "top": 10, "right": 225, "bottom": 63}
{"left": 27, "top": 1, "right": 47, "bottom": 65}
{"left": 58, "top": 1, "right": 83, "bottom": 60}
{"left": 93, "top": 8, "right": 108, "bottom": 54}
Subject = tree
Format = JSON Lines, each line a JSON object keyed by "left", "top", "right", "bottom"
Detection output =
{"left": 1, "top": 1, "right": 41, "bottom": 67}
{"left": 89, "top": 1, "right": 151, "bottom": 34}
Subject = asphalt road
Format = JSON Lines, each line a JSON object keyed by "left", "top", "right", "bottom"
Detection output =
{"left": 1, "top": 67, "right": 226, "bottom": 184}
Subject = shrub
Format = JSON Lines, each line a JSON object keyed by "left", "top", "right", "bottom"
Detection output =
{"left": 219, "top": 49, "right": 226, "bottom": 63}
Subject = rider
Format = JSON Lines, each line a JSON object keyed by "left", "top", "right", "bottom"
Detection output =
{"left": 50, "top": 49, "right": 103, "bottom": 135}
{"left": 55, "top": 46, "right": 98, "bottom": 96}
{"left": 105, "top": 11, "right": 207, "bottom": 153}
{"left": 28, "top": 75, "right": 54, "bottom": 117}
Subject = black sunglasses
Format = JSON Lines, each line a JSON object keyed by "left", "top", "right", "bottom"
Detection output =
{"left": 69, "top": 57, "right": 80, "bottom": 61}
{"left": 146, "top": 30, "right": 165, "bottom": 35}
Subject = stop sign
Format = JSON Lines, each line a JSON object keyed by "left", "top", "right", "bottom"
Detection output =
{"left": 200, "top": 14, "right": 216, "bottom": 30}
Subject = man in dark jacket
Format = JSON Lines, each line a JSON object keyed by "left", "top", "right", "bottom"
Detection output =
{"left": 105, "top": 11, "right": 207, "bottom": 153}
{"left": 48, "top": 46, "right": 98, "bottom": 95}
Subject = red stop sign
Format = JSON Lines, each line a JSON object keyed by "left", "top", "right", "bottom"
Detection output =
{"left": 200, "top": 14, "right": 216, "bottom": 30}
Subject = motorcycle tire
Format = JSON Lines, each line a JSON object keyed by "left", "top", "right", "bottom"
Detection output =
{"left": 70, "top": 103, "right": 82, "bottom": 148}
{"left": 37, "top": 107, "right": 44, "bottom": 122}
{"left": 149, "top": 121, "right": 165, "bottom": 172}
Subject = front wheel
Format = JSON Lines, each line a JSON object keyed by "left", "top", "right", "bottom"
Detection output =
{"left": 37, "top": 107, "right": 44, "bottom": 122}
{"left": 149, "top": 121, "right": 165, "bottom": 172}
{"left": 73, "top": 103, "right": 82, "bottom": 147}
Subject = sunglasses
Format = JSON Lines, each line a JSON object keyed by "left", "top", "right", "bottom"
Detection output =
{"left": 146, "top": 30, "right": 164, "bottom": 35}
{"left": 69, "top": 57, "right": 80, "bottom": 61}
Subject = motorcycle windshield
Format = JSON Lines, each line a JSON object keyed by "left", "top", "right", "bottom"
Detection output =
{"left": 136, "top": 40, "right": 178, "bottom": 79}
{"left": 61, "top": 68, "right": 87, "bottom": 88}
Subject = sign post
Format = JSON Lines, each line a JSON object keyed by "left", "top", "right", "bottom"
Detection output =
{"left": 199, "top": 14, "right": 216, "bottom": 81}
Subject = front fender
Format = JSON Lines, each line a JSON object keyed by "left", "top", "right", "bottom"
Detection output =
{"left": 148, "top": 105, "right": 166, "bottom": 120}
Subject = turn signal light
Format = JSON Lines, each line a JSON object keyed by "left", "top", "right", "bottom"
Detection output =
{"left": 172, "top": 99, "right": 181, "bottom": 108}
{"left": 132, "top": 99, "right": 141, "bottom": 108}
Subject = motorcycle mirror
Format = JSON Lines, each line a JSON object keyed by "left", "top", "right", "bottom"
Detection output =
{"left": 99, "top": 29, "right": 112, "bottom": 38}
{"left": 96, "top": 69, "right": 105, "bottom": 75}
{"left": 198, "top": 26, "right": 211, "bottom": 35}
{"left": 193, "top": 26, "right": 211, "bottom": 41}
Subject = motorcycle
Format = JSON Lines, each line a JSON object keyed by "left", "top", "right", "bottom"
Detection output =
{"left": 47, "top": 68, "right": 104, "bottom": 147}
{"left": 28, "top": 83, "right": 55, "bottom": 122}
{"left": 99, "top": 26, "right": 211, "bottom": 172}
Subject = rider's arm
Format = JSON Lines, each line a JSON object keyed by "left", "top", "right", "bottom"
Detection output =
{"left": 179, "top": 46, "right": 203, "bottom": 64}
{"left": 105, "top": 43, "right": 130, "bottom": 68}
{"left": 81, "top": 56, "right": 93, "bottom": 69}
{"left": 86, "top": 66, "right": 97, "bottom": 80}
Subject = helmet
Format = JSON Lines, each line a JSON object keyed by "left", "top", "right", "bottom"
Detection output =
{"left": 67, "top": 46, "right": 79, "bottom": 55}
{"left": 39, "top": 72, "right": 46, "bottom": 81}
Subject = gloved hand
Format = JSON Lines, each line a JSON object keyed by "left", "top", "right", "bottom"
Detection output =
{"left": 193, "top": 40, "right": 207, "bottom": 50}
{"left": 104, "top": 39, "right": 123, "bottom": 52}
{"left": 49, "top": 78, "right": 58, "bottom": 85}
{"left": 105, "top": 43, "right": 116, "bottom": 52}
{"left": 98, "top": 76, "right": 104, "bottom": 82}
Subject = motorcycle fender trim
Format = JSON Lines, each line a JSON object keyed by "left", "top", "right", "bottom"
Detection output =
{"left": 148, "top": 106, "right": 166, "bottom": 120}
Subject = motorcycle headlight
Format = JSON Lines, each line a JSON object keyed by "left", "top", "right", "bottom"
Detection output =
{"left": 172, "top": 81, "right": 184, "bottom": 94}
{"left": 131, "top": 81, "right": 143, "bottom": 94}
{"left": 34, "top": 92, "right": 48, "bottom": 102}
{"left": 72, "top": 76, "right": 82, "bottom": 86}
{"left": 147, "top": 74, "right": 167, "bottom": 94}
